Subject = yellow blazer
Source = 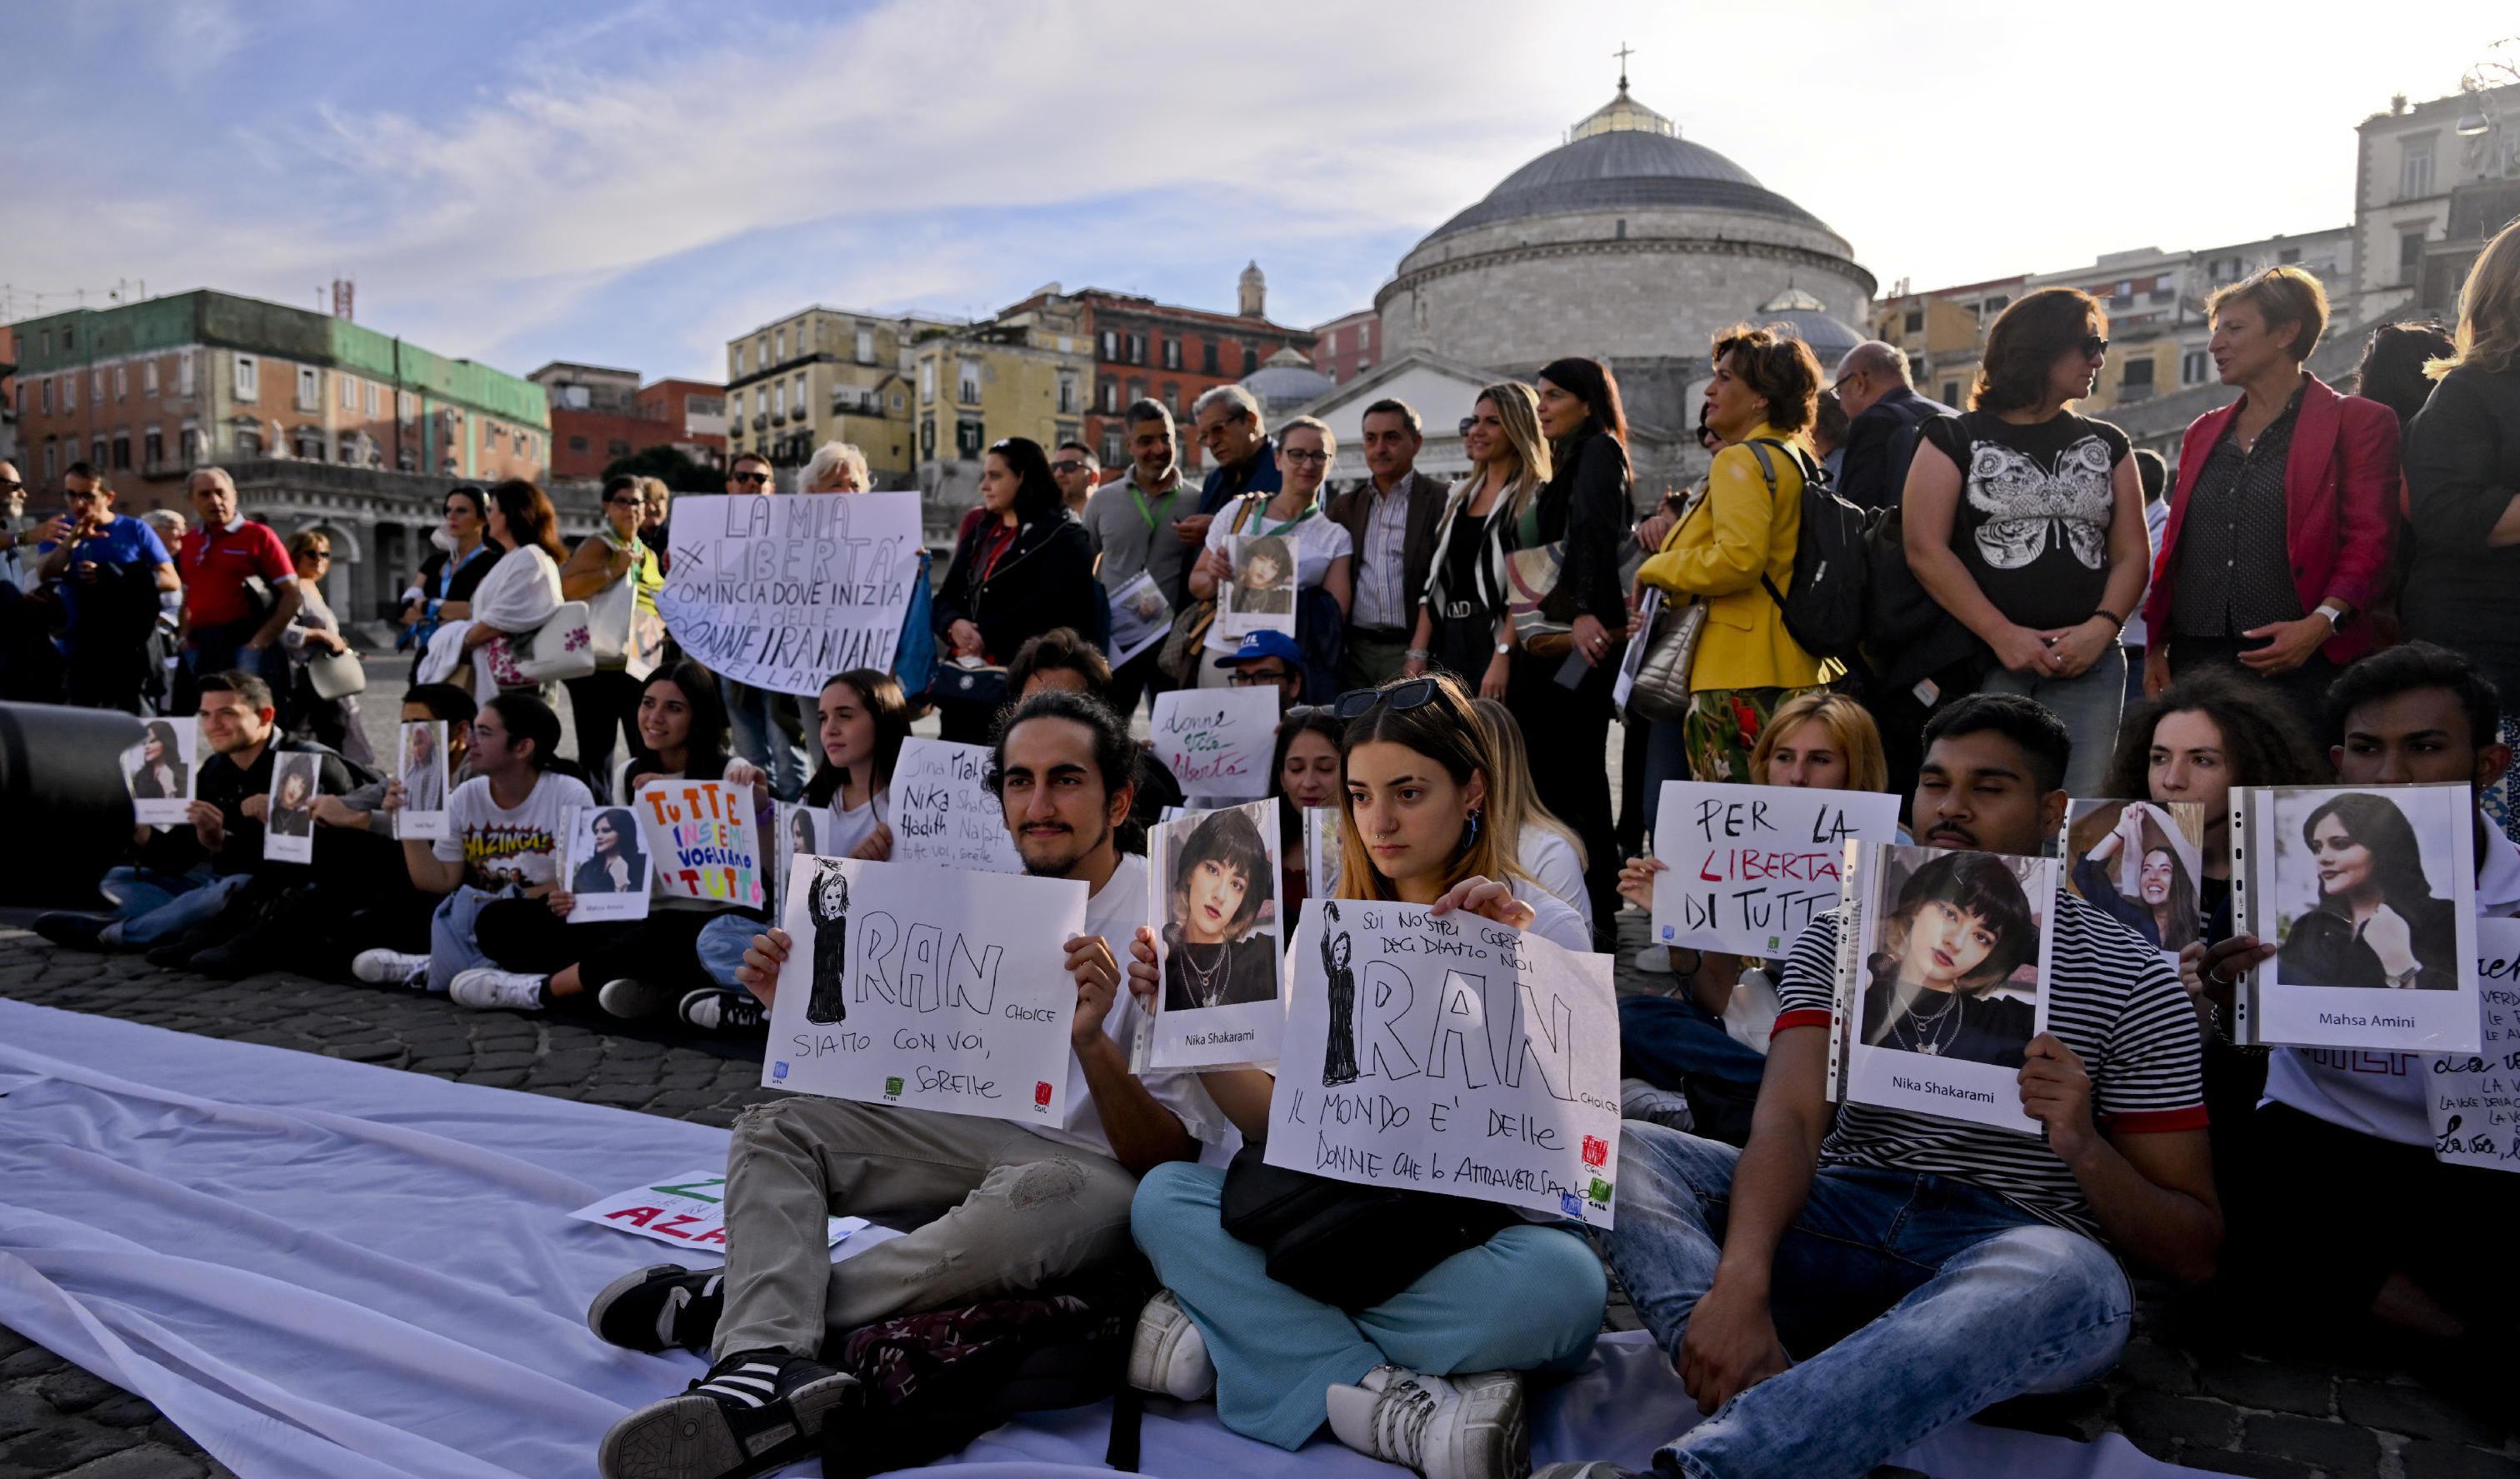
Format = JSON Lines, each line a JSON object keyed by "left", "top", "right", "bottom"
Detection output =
{"left": 1637, "top": 424, "right": 1830, "bottom": 692}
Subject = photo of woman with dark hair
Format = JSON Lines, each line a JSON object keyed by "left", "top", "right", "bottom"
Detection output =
{"left": 1860, "top": 851, "right": 2041, "bottom": 1068}
{"left": 268, "top": 757, "right": 319, "bottom": 840}
{"left": 1160, "top": 805, "right": 1279, "bottom": 1011}
{"left": 805, "top": 862, "right": 852, "bottom": 1025}
{"left": 1228, "top": 534, "right": 1295, "bottom": 618}
{"left": 2276, "top": 792, "right": 2458, "bottom": 991}
{"left": 2068, "top": 799, "right": 2202, "bottom": 954}
{"left": 1320, "top": 901, "right": 1359, "bottom": 1087}
{"left": 572, "top": 807, "right": 648, "bottom": 895}
{"left": 128, "top": 721, "right": 187, "bottom": 800}
{"left": 789, "top": 805, "right": 820, "bottom": 866}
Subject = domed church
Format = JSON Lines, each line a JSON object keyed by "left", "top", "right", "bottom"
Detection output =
{"left": 1372, "top": 67, "right": 1873, "bottom": 486}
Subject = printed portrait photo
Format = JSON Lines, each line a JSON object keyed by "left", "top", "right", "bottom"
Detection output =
{"left": 1858, "top": 848, "right": 2046, "bottom": 1070}
{"left": 2064, "top": 799, "right": 2204, "bottom": 957}
{"left": 399, "top": 721, "right": 448, "bottom": 814}
{"left": 571, "top": 807, "right": 652, "bottom": 896}
{"left": 1157, "top": 802, "right": 1281, "bottom": 1012}
{"left": 126, "top": 719, "right": 192, "bottom": 802}
{"left": 1226, "top": 534, "right": 1295, "bottom": 620}
{"left": 2270, "top": 788, "right": 2463, "bottom": 992}
{"left": 268, "top": 754, "right": 321, "bottom": 839}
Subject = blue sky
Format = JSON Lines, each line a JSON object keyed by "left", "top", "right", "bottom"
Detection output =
{"left": 3, "top": 0, "right": 2514, "bottom": 382}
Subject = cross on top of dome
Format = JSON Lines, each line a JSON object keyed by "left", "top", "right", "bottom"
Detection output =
{"left": 1570, "top": 43, "right": 1675, "bottom": 142}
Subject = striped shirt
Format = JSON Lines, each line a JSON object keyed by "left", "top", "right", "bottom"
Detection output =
{"left": 1777, "top": 891, "right": 2205, "bottom": 1242}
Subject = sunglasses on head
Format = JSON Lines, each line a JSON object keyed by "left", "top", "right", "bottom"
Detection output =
{"left": 1328, "top": 677, "right": 1442, "bottom": 722}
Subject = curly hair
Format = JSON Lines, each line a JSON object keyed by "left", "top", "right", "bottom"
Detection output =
{"left": 1972, "top": 287, "right": 2105, "bottom": 414}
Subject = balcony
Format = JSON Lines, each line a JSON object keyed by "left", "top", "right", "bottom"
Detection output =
{"left": 752, "top": 414, "right": 768, "bottom": 431}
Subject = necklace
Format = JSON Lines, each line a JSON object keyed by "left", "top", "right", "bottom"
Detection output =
{"left": 1178, "top": 937, "right": 1233, "bottom": 1007}
{"left": 1890, "top": 988, "right": 1963, "bottom": 1057}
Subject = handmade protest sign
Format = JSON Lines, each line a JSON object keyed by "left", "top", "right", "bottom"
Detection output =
{"left": 1651, "top": 780, "right": 1900, "bottom": 957}
{"left": 1217, "top": 534, "right": 1297, "bottom": 640}
{"left": 1828, "top": 842, "right": 2056, "bottom": 1135}
{"left": 656, "top": 491, "right": 922, "bottom": 697}
{"left": 262, "top": 752, "right": 322, "bottom": 863}
{"left": 890, "top": 737, "right": 1023, "bottom": 874}
{"left": 2062, "top": 798, "right": 2205, "bottom": 963}
{"left": 764, "top": 856, "right": 1088, "bottom": 1127}
{"left": 633, "top": 779, "right": 764, "bottom": 908}
{"left": 2426, "top": 916, "right": 2520, "bottom": 1173}
{"left": 1142, "top": 801, "right": 1287, "bottom": 1069}
{"left": 1105, "top": 570, "right": 1172, "bottom": 669}
{"left": 394, "top": 720, "right": 451, "bottom": 842}
{"left": 122, "top": 718, "right": 197, "bottom": 828}
{"left": 570, "top": 1169, "right": 868, "bottom": 1252}
{"left": 1151, "top": 687, "right": 1277, "bottom": 801}
{"left": 2231, "top": 782, "right": 2479, "bottom": 1052}
{"left": 565, "top": 805, "right": 653, "bottom": 922}
{"left": 1264, "top": 899, "right": 1622, "bottom": 1227}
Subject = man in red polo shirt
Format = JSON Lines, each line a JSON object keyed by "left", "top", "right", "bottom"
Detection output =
{"left": 178, "top": 466, "right": 301, "bottom": 706}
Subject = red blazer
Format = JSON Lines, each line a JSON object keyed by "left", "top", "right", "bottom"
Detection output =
{"left": 2142, "top": 373, "right": 2400, "bottom": 666}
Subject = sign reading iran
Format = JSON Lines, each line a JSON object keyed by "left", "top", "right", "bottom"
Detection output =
{"left": 658, "top": 492, "right": 922, "bottom": 697}
{"left": 1652, "top": 780, "right": 1901, "bottom": 957}
{"left": 570, "top": 1169, "right": 868, "bottom": 1251}
{"left": 1264, "top": 899, "right": 1622, "bottom": 1227}
{"left": 765, "top": 856, "right": 1088, "bottom": 1126}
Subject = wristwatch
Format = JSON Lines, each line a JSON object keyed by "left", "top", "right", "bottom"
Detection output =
{"left": 2315, "top": 605, "right": 2346, "bottom": 631}
{"left": 1494, "top": 642, "right": 1513, "bottom": 656}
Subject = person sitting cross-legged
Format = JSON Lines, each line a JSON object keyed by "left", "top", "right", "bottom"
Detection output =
{"left": 1538, "top": 693, "right": 2218, "bottom": 1479}
{"left": 583, "top": 691, "right": 1224, "bottom": 1479}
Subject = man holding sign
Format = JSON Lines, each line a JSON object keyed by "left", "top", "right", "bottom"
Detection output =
{"left": 588, "top": 692, "right": 1219, "bottom": 1479}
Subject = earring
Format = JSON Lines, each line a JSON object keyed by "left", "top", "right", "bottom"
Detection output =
{"left": 1465, "top": 809, "right": 1482, "bottom": 845}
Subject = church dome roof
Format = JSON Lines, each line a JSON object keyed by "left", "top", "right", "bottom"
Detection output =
{"left": 1242, "top": 347, "right": 1336, "bottom": 412}
{"left": 1756, "top": 287, "right": 1867, "bottom": 363}
{"left": 1421, "top": 84, "right": 1834, "bottom": 247}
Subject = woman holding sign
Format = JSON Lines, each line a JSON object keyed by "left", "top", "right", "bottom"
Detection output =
{"left": 931, "top": 437, "right": 1097, "bottom": 742}
{"left": 1187, "top": 417, "right": 1354, "bottom": 693}
{"left": 1123, "top": 674, "right": 1603, "bottom": 1477}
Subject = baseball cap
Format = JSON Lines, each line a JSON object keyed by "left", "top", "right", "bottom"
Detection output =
{"left": 1214, "top": 629, "right": 1302, "bottom": 668}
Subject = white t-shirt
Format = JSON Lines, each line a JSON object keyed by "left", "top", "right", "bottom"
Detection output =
{"left": 1518, "top": 827, "right": 1594, "bottom": 937}
{"left": 2262, "top": 819, "right": 2520, "bottom": 1145}
{"left": 1201, "top": 494, "right": 1353, "bottom": 653}
{"left": 433, "top": 770, "right": 594, "bottom": 891}
{"left": 1027, "top": 852, "right": 1232, "bottom": 1162}
{"left": 825, "top": 792, "right": 885, "bottom": 858}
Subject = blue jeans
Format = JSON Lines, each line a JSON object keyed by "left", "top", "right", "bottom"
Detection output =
{"left": 1619, "top": 995, "right": 1768, "bottom": 1092}
{"left": 183, "top": 620, "right": 291, "bottom": 697}
{"left": 427, "top": 882, "right": 520, "bottom": 992}
{"left": 1598, "top": 1125, "right": 2129, "bottom": 1479}
{"left": 693, "top": 910, "right": 759, "bottom": 990}
{"left": 102, "top": 872, "right": 250, "bottom": 947}
{"left": 724, "top": 679, "right": 810, "bottom": 802}
{"left": 1130, "top": 1162, "right": 1604, "bottom": 1451}
{"left": 1974, "top": 647, "right": 2124, "bottom": 797}
{"left": 97, "top": 863, "right": 214, "bottom": 921}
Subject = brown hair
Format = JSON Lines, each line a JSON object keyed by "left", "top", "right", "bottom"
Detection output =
{"left": 1333, "top": 674, "right": 1531, "bottom": 901}
{"left": 1748, "top": 691, "right": 1890, "bottom": 794}
{"left": 2102, "top": 667, "right": 2323, "bottom": 798}
{"left": 287, "top": 529, "right": 332, "bottom": 563}
{"left": 2430, "top": 214, "right": 2520, "bottom": 380}
{"left": 1972, "top": 287, "right": 2105, "bottom": 413}
{"left": 1711, "top": 322, "right": 1822, "bottom": 434}
{"left": 486, "top": 478, "right": 566, "bottom": 562}
{"left": 2208, "top": 267, "right": 2328, "bottom": 362}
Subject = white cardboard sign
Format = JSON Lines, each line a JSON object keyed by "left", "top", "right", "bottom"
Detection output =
{"left": 1142, "top": 801, "right": 1288, "bottom": 1069}
{"left": 122, "top": 719, "right": 198, "bottom": 828}
{"left": 394, "top": 721, "right": 451, "bottom": 842}
{"left": 2427, "top": 916, "right": 2520, "bottom": 1173}
{"left": 1651, "top": 780, "right": 1901, "bottom": 957}
{"left": 764, "top": 856, "right": 1087, "bottom": 1127}
{"left": 1263, "top": 899, "right": 1622, "bottom": 1227}
{"left": 262, "top": 752, "right": 322, "bottom": 863}
{"left": 570, "top": 1169, "right": 867, "bottom": 1252}
{"left": 656, "top": 492, "right": 922, "bottom": 697}
{"left": 1151, "top": 687, "right": 1277, "bottom": 801}
{"left": 889, "top": 737, "right": 1024, "bottom": 874}
{"left": 564, "top": 805, "right": 654, "bottom": 922}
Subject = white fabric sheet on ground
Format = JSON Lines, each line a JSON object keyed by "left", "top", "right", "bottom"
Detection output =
{"left": 0, "top": 997, "right": 2216, "bottom": 1479}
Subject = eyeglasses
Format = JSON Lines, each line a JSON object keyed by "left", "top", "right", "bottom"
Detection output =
{"left": 0, "top": 479, "right": 22, "bottom": 495}
{"left": 2079, "top": 336, "right": 2111, "bottom": 358}
{"left": 604, "top": 495, "right": 640, "bottom": 507}
{"left": 732, "top": 472, "right": 771, "bottom": 487}
{"left": 1050, "top": 460, "right": 1088, "bottom": 476}
{"left": 1228, "top": 667, "right": 1292, "bottom": 687}
{"left": 1830, "top": 373, "right": 1857, "bottom": 394}
{"left": 1328, "top": 677, "right": 1442, "bottom": 721}
{"left": 1282, "top": 448, "right": 1330, "bottom": 465}
{"left": 1458, "top": 417, "right": 1477, "bottom": 436}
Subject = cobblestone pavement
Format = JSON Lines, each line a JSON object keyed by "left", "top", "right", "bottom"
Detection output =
{"left": 2, "top": 913, "right": 2513, "bottom": 1478}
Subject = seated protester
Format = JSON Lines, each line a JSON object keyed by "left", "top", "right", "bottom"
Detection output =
{"left": 683, "top": 667, "right": 914, "bottom": 1032}
{"left": 1612, "top": 691, "right": 1892, "bottom": 1142}
{"left": 1470, "top": 696, "right": 1592, "bottom": 935}
{"left": 1008, "top": 625, "right": 1188, "bottom": 831}
{"left": 460, "top": 662, "right": 771, "bottom": 1018}
{"left": 2102, "top": 669, "right": 2322, "bottom": 1168}
{"left": 1124, "top": 675, "right": 1604, "bottom": 1479}
{"left": 1271, "top": 707, "right": 1344, "bottom": 912}
{"left": 31, "top": 670, "right": 352, "bottom": 961}
{"left": 286, "top": 683, "right": 479, "bottom": 965}
{"left": 2184, "top": 642, "right": 2519, "bottom": 1355}
{"left": 1545, "top": 694, "right": 2217, "bottom": 1479}
{"left": 586, "top": 691, "right": 1222, "bottom": 1479}
{"left": 1214, "top": 628, "right": 1308, "bottom": 714}
{"left": 352, "top": 692, "right": 593, "bottom": 1004}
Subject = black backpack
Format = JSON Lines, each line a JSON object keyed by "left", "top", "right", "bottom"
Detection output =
{"left": 1743, "top": 437, "right": 1875, "bottom": 664}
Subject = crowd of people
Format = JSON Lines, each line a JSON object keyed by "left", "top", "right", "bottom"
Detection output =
{"left": 7, "top": 216, "right": 2520, "bottom": 1479}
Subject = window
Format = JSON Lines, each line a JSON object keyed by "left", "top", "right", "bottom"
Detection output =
{"left": 1902, "top": 308, "right": 1924, "bottom": 333}
{"left": 113, "top": 365, "right": 127, "bottom": 401}
{"left": 608, "top": 439, "right": 632, "bottom": 458}
{"left": 757, "top": 333, "right": 769, "bottom": 367}
{"left": 1100, "top": 377, "right": 1118, "bottom": 412}
{"left": 1101, "top": 330, "right": 1118, "bottom": 362}
{"left": 179, "top": 352, "right": 195, "bottom": 396}
{"left": 892, "top": 392, "right": 903, "bottom": 412}
{"left": 735, "top": 343, "right": 748, "bottom": 375}
{"left": 297, "top": 366, "right": 320, "bottom": 410}
{"left": 112, "top": 431, "right": 130, "bottom": 470}
{"left": 38, "top": 330, "right": 50, "bottom": 357}
{"left": 39, "top": 377, "right": 52, "bottom": 415}
{"left": 92, "top": 368, "right": 104, "bottom": 402}
{"left": 398, "top": 447, "right": 416, "bottom": 472}
{"left": 338, "top": 432, "right": 359, "bottom": 464}
{"left": 775, "top": 327, "right": 787, "bottom": 361}
{"left": 1128, "top": 377, "right": 1146, "bottom": 405}
{"left": 1982, "top": 295, "right": 2008, "bottom": 316}
{"left": 772, "top": 382, "right": 787, "bottom": 417}
{"left": 957, "top": 357, "right": 982, "bottom": 404}
{"left": 339, "top": 373, "right": 357, "bottom": 409}
{"left": 1241, "top": 347, "right": 1258, "bottom": 375}
{"left": 1162, "top": 382, "right": 1179, "bottom": 416}
{"left": 1102, "top": 430, "right": 1123, "bottom": 467}
{"left": 364, "top": 381, "right": 378, "bottom": 416}
{"left": 855, "top": 325, "right": 876, "bottom": 364}
{"left": 1057, "top": 372, "right": 1078, "bottom": 414}
{"left": 1355, "top": 359, "right": 1372, "bottom": 376}
{"left": 92, "top": 437, "right": 108, "bottom": 467}
{"left": 143, "top": 427, "right": 162, "bottom": 467}
{"left": 1127, "top": 332, "right": 1146, "bottom": 366}
{"left": 2182, "top": 350, "right": 2210, "bottom": 385}
{"left": 1202, "top": 340, "right": 1218, "bottom": 375}
{"left": 1163, "top": 337, "right": 1181, "bottom": 370}
{"left": 1360, "top": 322, "right": 1373, "bottom": 349}
{"left": 1940, "top": 380, "right": 1962, "bottom": 406}
{"left": 2399, "top": 133, "right": 2435, "bottom": 199}
{"left": 61, "top": 327, "right": 72, "bottom": 350}
{"left": 42, "top": 441, "right": 56, "bottom": 481}
{"left": 920, "top": 362, "right": 935, "bottom": 403}
{"left": 956, "top": 418, "right": 983, "bottom": 458}
{"left": 62, "top": 373, "right": 75, "bottom": 411}
{"left": 2278, "top": 247, "right": 2300, "bottom": 265}
{"left": 2122, "top": 359, "right": 2155, "bottom": 387}
{"left": 2398, "top": 228, "right": 2429, "bottom": 286}
{"left": 920, "top": 417, "right": 936, "bottom": 458}
{"left": 732, "top": 390, "right": 745, "bottom": 422}
{"left": 2110, "top": 280, "right": 2132, "bottom": 302}
{"left": 569, "top": 435, "right": 590, "bottom": 452}
{"left": 793, "top": 372, "right": 807, "bottom": 415}
{"left": 143, "top": 358, "right": 159, "bottom": 395}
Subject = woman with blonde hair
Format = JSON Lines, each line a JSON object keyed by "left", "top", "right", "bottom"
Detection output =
{"left": 1408, "top": 382, "right": 1552, "bottom": 697}
{"left": 1742, "top": 689, "right": 1890, "bottom": 794}
{"left": 2403, "top": 216, "right": 2520, "bottom": 840}
{"left": 802, "top": 441, "right": 871, "bottom": 492}
{"left": 1470, "top": 695, "right": 1590, "bottom": 934}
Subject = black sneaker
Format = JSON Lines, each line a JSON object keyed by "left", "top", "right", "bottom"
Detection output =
{"left": 588, "top": 1263, "right": 726, "bottom": 1354}
{"left": 144, "top": 929, "right": 214, "bottom": 969}
{"left": 678, "top": 989, "right": 766, "bottom": 1033}
{"left": 597, "top": 1349, "right": 860, "bottom": 1479}
{"left": 32, "top": 912, "right": 112, "bottom": 949}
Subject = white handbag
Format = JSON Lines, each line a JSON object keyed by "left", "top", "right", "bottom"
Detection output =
{"left": 487, "top": 602, "right": 598, "bottom": 687}
{"left": 306, "top": 648, "right": 368, "bottom": 701}
{"left": 585, "top": 558, "right": 638, "bottom": 667}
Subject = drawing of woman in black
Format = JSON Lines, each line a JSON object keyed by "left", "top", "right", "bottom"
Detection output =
{"left": 806, "top": 862, "right": 852, "bottom": 1024}
{"left": 1322, "top": 901, "right": 1359, "bottom": 1086}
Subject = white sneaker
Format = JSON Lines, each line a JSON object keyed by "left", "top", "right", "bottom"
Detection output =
{"left": 679, "top": 988, "right": 766, "bottom": 1032}
{"left": 1619, "top": 1077, "right": 1696, "bottom": 1132}
{"left": 1126, "top": 1291, "right": 1215, "bottom": 1400}
{"left": 352, "top": 948, "right": 429, "bottom": 990}
{"left": 596, "top": 977, "right": 677, "bottom": 1020}
{"left": 1630, "top": 945, "right": 1674, "bottom": 975}
{"left": 1325, "top": 1365, "right": 1527, "bottom": 1479}
{"left": 448, "top": 967, "right": 548, "bottom": 1012}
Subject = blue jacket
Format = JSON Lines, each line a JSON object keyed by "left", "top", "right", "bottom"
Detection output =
{"left": 1837, "top": 386, "right": 1955, "bottom": 512}
{"left": 1198, "top": 436, "right": 1282, "bottom": 516}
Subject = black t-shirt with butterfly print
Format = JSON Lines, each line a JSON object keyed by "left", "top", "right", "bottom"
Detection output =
{"left": 1920, "top": 410, "right": 2130, "bottom": 632}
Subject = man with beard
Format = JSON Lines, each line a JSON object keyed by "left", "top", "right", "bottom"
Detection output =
{"left": 584, "top": 690, "right": 1221, "bottom": 1479}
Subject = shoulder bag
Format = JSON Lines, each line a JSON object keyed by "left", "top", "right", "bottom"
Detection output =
{"left": 1625, "top": 483, "right": 1713, "bottom": 724}
{"left": 1157, "top": 495, "right": 1262, "bottom": 685}
{"left": 1218, "top": 1141, "right": 1518, "bottom": 1311}
{"left": 488, "top": 602, "right": 597, "bottom": 687}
